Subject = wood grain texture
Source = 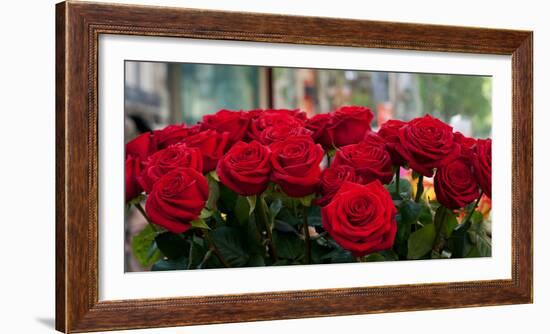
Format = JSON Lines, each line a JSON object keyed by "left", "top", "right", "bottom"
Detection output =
{"left": 55, "top": 1, "right": 533, "bottom": 332}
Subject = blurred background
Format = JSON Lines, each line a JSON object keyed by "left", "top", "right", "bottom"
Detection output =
{"left": 124, "top": 60, "right": 492, "bottom": 272}
{"left": 124, "top": 61, "right": 492, "bottom": 141}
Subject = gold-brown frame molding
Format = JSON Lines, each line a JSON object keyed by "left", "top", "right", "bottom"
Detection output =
{"left": 56, "top": 1, "right": 533, "bottom": 332}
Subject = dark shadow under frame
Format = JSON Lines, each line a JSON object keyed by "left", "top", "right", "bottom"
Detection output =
{"left": 56, "top": 1, "right": 533, "bottom": 332}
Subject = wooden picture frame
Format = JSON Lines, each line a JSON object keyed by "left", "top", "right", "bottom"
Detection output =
{"left": 56, "top": 1, "right": 533, "bottom": 332}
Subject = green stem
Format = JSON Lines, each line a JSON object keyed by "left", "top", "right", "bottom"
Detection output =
{"left": 198, "top": 249, "right": 213, "bottom": 269}
{"left": 356, "top": 257, "right": 364, "bottom": 263}
{"left": 202, "top": 230, "right": 230, "bottom": 268}
{"left": 257, "top": 195, "right": 279, "bottom": 261}
{"left": 134, "top": 203, "right": 158, "bottom": 232}
{"left": 463, "top": 192, "right": 484, "bottom": 226}
{"left": 187, "top": 237, "right": 194, "bottom": 270}
{"left": 414, "top": 175, "right": 424, "bottom": 203}
{"left": 326, "top": 152, "right": 331, "bottom": 167}
{"left": 395, "top": 168, "right": 400, "bottom": 196}
{"left": 303, "top": 206, "right": 311, "bottom": 264}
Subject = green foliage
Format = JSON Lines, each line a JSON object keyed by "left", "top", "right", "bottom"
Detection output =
{"left": 209, "top": 226, "right": 250, "bottom": 267}
{"left": 132, "top": 224, "right": 162, "bottom": 267}
{"left": 407, "top": 224, "right": 436, "bottom": 260}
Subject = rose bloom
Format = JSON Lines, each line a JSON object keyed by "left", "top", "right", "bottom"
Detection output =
{"left": 305, "top": 113, "right": 332, "bottom": 148}
{"left": 322, "top": 181, "right": 397, "bottom": 256}
{"left": 453, "top": 131, "right": 477, "bottom": 157}
{"left": 247, "top": 109, "right": 306, "bottom": 141}
{"left": 126, "top": 132, "right": 157, "bottom": 160}
{"left": 145, "top": 168, "right": 209, "bottom": 234}
{"left": 154, "top": 124, "right": 200, "bottom": 150}
{"left": 378, "top": 119, "right": 408, "bottom": 165}
{"left": 138, "top": 144, "right": 203, "bottom": 193}
{"left": 217, "top": 141, "right": 271, "bottom": 196}
{"left": 396, "top": 114, "right": 460, "bottom": 177}
{"left": 326, "top": 106, "right": 374, "bottom": 147}
{"left": 472, "top": 138, "right": 492, "bottom": 198}
{"left": 332, "top": 141, "right": 394, "bottom": 184}
{"left": 434, "top": 157, "right": 480, "bottom": 209}
{"left": 201, "top": 109, "right": 250, "bottom": 144}
{"left": 316, "top": 165, "right": 359, "bottom": 206}
{"left": 362, "top": 131, "right": 387, "bottom": 148}
{"left": 125, "top": 155, "right": 143, "bottom": 202}
{"left": 183, "top": 129, "right": 230, "bottom": 173}
{"left": 259, "top": 125, "right": 312, "bottom": 145}
{"left": 270, "top": 136, "right": 324, "bottom": 197}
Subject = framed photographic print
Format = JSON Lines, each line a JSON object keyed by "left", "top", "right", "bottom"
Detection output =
{"left": 56, "top": 1, "right": 533, "bottom": 332}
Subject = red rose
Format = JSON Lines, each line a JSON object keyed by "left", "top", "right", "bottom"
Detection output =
{"left": 316, "top": 165, "right": 359, "bottom": 206}
{"left": 453, "top": 132, "right": 477, "bottom": 157}
{"left": 216, "top": 141, "right": 271, "bottom": 196}
{"left": 248, "top": 109, "right": 306, "bottom": 141}
{"left": 259, "top": 125, "right": 312, "bottom": 145}
{"left": 183, "top": 129, "right": 230, "bottom": 173}
{"left": 154, "top": 124, "right": 200, "bottom": 149}
{"left": 125, "top": 156, "right": 143, "bottom": 202}
{"left": 332, "top": 141, "right": 394, "bottom": 184}
{"left": 126, "top": 132, "right": 156, "bottom": 160}
{"left": 322, "top": 181, "right": 397, "bottom": 256}
{"left": 396, "top": 115, "right": 460, "bottom": 177}
{"left": 270, "top": 136, "right": 324, "bottom": 197}
{"left": 434, "top": 157, "right": 480, "bottom": 209}
{"left": 201, "top": 109, "right": 250, "bottom": 143}
{"left": 305, "top": 113, "right": 332, "bottom": 148}
{"left": 326, "top": 106, "right": 374, "bottom": 147}
{"left": 145, "top": 168, "right": 209, "bottom": 234}
{"left": 362, "top": 131, "right": 387, "bottom": 148}
{"left": 378, "top": 119, "right": 408, "bottom": 165}
{"left": 472, "top": 138, "right": 492, "bottom": 198}
{"left": 139, "top": 144, "right": 203, "bottom": 193}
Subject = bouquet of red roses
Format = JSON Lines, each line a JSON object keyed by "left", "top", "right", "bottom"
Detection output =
{"left": 126, "top": 106, "right": 492, "bottom": 270}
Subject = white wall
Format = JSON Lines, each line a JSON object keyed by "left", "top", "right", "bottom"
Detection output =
{"left": 0, "top": 0, "right": 546, "bottom": 333}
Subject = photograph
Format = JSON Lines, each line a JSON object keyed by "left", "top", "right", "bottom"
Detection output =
{"left": 124, "top": 61, "right": 493, "bottom": 272}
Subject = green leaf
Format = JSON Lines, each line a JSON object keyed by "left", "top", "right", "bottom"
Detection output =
{"left": 297, "top": 193, "right": 316, "bottom": 207}
{"left": 467, "top": 220, "right": 492, "bottom": 257}
{"left": 246, "top": 195, "right": 257, "bottom": 215}
{"left": 307, "top": 205, "right": 323, "bottom": 227}
{"left": 218, "top": 184, "right": 238, "bottom": 213}
{"left": 206, "top": 174, "right": 220, "bottom": 210}
{"left": 155, "top": 232, "right": 187, "bottom": 260}
{"left": 131, "top": 224, "right": 162, "bottom": 267}
{"left": 126, "top": 193, "right": 146, "bottom": 206}
{"left": 208, "top": 170, "right": 220, "bottom": 182}
{"left": 200, "top": 208, "right": 213, "bottom": 219}
{"left": 209, "top": 226, "right": 250, "bottom": 267}
{"left": 190, "top": 218, "right": 210, "bottom": 230}
{"left": 277, "top": 207, "right": 301, "bottom": 226}
{"left": 387, "top": 178, "right": 413, "bottom": 200}
{"left": 365, "top": 253, "right": 386, "bottom": 262}
{"left": 269, "top": 199, "right": 283, "bottom": 224}
{"left": 235, "top": 195, "right": 251, "bottom": 225}
{"left": 321, "top": 247, "right": 354, "bottom": 263}
{"left": 246, "top": 253, "right": 266, "bottom": 267}
{"left": 273, "top": 230, "right": 304, "bottom": 262}
{"left": 407, "top": 223, "right": 436, "bottom": 259}
{"left": 151, "top": 258, "right": 188, "bottom": 271}
{"left": 394, "top": 200, "right": 423, "bottom": 258}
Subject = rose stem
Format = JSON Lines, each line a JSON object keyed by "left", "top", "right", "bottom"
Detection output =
{"left": 462, "top": 191, "right": 484, "bottom": 226}
{"left": 256, "top": 195, "right": 279, "bottom": 261}
{"left": 326, "top": 152, "right": 331, "bottom": 168}
{"left": 187, "top": 237, "right": 194, "bottom": 270}
{"left": 414, "top": 175, "right": 424, "bottom": 202}
{"left": 134, "top": 202, "right": 158, "bottom": 232}
{"left": 197, "top": 249, "right": 213, "bottom": 269}
{"left": 303, "top": 205, "right": 311, "bottom": 264}
{"left": 395, "top": 167, "right": 400, "bottom": 195}
{"left": 202, "top": 230, "right": 231, "bottom": 268}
